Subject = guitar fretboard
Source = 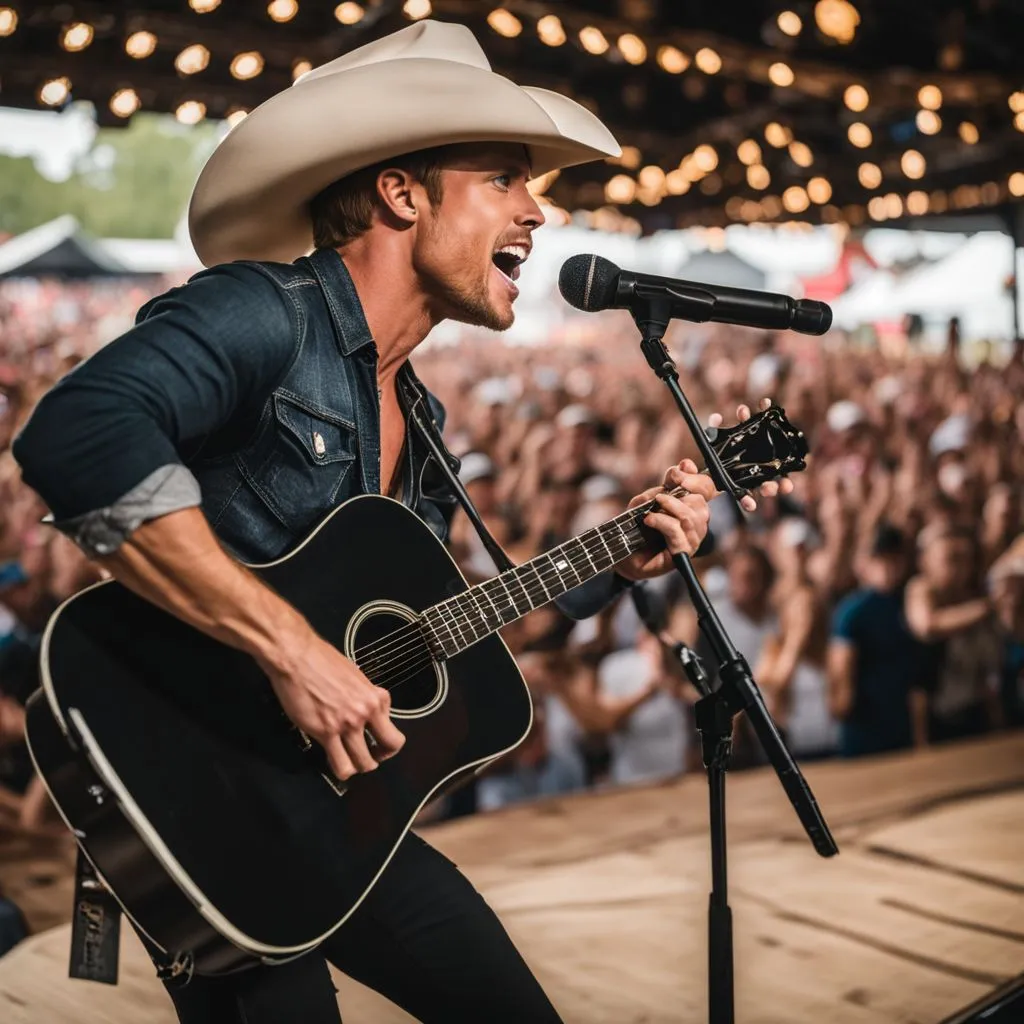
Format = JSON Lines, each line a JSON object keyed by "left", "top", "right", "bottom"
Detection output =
{"left": 419, "top": 488, "right": 683, "bottom": 658}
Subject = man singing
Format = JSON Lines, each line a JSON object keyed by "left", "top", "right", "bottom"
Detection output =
{"left": 14, "top": 21, "right": 783, "bottom": 1024}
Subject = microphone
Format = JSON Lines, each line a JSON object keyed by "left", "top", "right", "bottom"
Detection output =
{"left": 559, "top": 253, "right": 832, "bottom": 336}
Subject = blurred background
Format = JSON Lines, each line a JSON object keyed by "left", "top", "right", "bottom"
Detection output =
{"left": 0, "top": 0, "right": 1023, "bottom": 979}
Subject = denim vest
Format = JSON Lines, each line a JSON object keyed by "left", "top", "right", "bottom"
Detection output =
{"left": 188, "top": 249, "right": 459, "bottom": 564}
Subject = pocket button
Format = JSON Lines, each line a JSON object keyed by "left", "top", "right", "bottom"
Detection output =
{"left": 312, "top": 431, "right": 326, "bottom": 457}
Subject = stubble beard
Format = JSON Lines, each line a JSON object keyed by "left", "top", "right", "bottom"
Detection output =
{"left": 421, "top": 219, "right": 513, "bottom": 332}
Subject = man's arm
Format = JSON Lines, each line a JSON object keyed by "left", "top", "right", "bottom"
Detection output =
{"left": 827, "top": 638, "right": 857, "bottom": 719}
{"left": 904, "top": 576, "right": 991, "bottom": 642}
{"left": 12, "top": 264, "right": 295, "bottom": 541}
{"left": 92, "top": 506, "right": 405, "bottom": 781}
{"left": 13, "top": 265, "right": 403, "bottom": 781}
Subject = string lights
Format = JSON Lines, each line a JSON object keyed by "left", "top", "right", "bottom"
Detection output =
{"left": 579, "top": 26, "right": 609, "bottom": 55}
{"left": 746, "top": 164, "right": 771, "bottom": 189}
{"left": 536, "top": 14, "right": 566, "bottom": 46}
{"left": 125, "top": 31, "right": 157, "bottom": 58}
{"left": 858, "top": 162, "right": 882, "bottom": 189}
{"left": 335, "top": 3, "right": 364, "bottom": 24}
{"left": 488, "top": 8, "right": 522, "bottom": 37}
{"left": 175, "top": 100, "right": 207, "bottom": 124}
{"left": 268, "top": 0, "right": 299, "bottom": 23}
{"left": 764, "top": 122, "right": 792, "bottom": 147}
{"left": 617, "top": 33, "right": 647, "bottom": 65}
{"left": 61, "top": 23, "right": 94, "bottom": 52}
{"left": 788, "top": 141, "right": 813, "bottom": 167}
{"left": 776, "top": 11, "right": 802, "bottom": 36}
{"left": 9, "top": 0, "right": 1021, "bottom": 232}
{"left": 656, "top": 45, "right": 688, "bottom": 73}
{"left": 110, "top": 88, "right": 141, "bottom": 118}
{"left": 402, "top": 0, "right": 431, "bottom": 20}
{"left": 694, "top": 47, "right": 722, "bottom": 74}
{"left": 901, "top": 149, "right": 926, "bottom": 179}
{"left": 175, "top": 44, "right": 210, "bottom": 75}
{"left": 737, "top": 139, "right": 762, "bottom": 165}
{"left": 230, "top": 51, "right": 265, "bottom": 80}
{"left": 843, "top": 84, "right": 869, "bottom": 111}
{"left": 814, "top": 0, "right": 860, "bottom": 44}
{"left": 959, "top": 121, "right": 979, "bottom": 144}
{"left": 847, "top": 122, "right": 872, "bottom": 147}
{"left": 39, "top": 77, "right": 71, "bottom": 106}
{"left": 807, "top": 177, "right": 832, "bottom": 203}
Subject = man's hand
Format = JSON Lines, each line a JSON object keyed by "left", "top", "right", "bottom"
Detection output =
{"left": 616, "top": 458, "right": 716, "bottom": 580}
{"left": 708, "top": 398, "right": 796, "bottom": 513}
{"left": 616, "top": 399, "right": 796, "bottom": 582}
{"left": 257, "top": 627, "right": 406, "bottom": 782}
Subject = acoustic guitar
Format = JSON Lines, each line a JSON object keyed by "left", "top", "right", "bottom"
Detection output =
{"left": 25, "top": 405, "right": 807, "bottom": 977}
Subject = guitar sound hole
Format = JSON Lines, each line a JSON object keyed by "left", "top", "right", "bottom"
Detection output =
{"left": 351, "top": 610, "right": 445, "bottom": 718}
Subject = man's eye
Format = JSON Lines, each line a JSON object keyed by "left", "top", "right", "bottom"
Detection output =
{"left": 494, "top": 174, "right": 511, "bottom": 190}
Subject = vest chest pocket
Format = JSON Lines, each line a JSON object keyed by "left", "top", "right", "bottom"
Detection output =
{"left": 245, "top": 394, "right": 358, "bottom": 536}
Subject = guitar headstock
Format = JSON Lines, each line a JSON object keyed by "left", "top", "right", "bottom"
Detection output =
{"left": 706, "top": 405, "right": 809, "bottom": 492}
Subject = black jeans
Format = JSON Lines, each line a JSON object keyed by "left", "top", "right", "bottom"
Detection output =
{"left": 155, "top": 832, "right": 563, "bottom": 1024}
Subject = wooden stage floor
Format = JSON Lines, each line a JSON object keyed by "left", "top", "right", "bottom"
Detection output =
{"left": 1, "top": 732, "right": 1022, "bottom": 1023}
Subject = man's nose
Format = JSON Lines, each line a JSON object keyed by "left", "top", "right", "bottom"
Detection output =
{"left": 516, "top": 189, "right": 544, "bottom": 230}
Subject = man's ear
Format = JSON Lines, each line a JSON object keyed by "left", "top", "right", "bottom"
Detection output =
{"left": 376, "top": 168, "right": 420, "bottom": 227}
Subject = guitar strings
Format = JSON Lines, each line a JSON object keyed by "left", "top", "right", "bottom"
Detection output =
{"left": 355, "top": 522, "right": 648, "bottom": 692}
{"left": 353, "top": 515, "right": 642, "bottom": 675}
{"left": 354, "top": 523, "right": 639, "bottom": 685}
{"left": 348, "top": 493, "right": 671, "bottom": 675}
{"left": 352, "top": 461, "right": 769, "bottom": 684}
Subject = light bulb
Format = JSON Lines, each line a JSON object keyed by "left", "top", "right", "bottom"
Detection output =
{"left": 694, "top": 48, "right": 722, "bottom": 74}
{"left": 231, "top": 52, "right": 265, "bottom": 80}
{"left": 844, "top": 84, "right": 869, "bottom": 111}
{"left": 657, "top": 45, "right": 688, "bottom": 73}
{"left": 62, "top": 23, "right": 94, "bottom": 52}
{"left": 777, "top": 11, "right": 802, "bottom": 36}
{"left": 110, "top": 88, "right": 140, "bottom": 118}
{"left": 126, "top": 31, "right": 157, "bottom": 58}
{"left": 488, "top": 9, "right": 523, "bottom": 38}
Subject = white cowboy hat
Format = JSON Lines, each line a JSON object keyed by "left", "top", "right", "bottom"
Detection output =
{"left": 188, "top": 20, "right": 621, "bottom": 267}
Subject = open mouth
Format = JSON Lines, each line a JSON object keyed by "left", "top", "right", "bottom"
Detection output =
{"left": 491, "top": 243, "right": 529, "bottom": 283}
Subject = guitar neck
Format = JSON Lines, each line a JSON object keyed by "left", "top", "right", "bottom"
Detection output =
{"left": 420, "top": 487, "right": 685, "bottom": 659}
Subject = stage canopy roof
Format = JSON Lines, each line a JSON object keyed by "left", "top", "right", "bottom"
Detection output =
{"left": 2, "top": 0, "right": 1023, "bottom": 234}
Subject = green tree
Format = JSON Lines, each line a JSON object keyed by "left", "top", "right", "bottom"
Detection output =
{"left": 0, "top": 110, "right": 218, "bottom": 239}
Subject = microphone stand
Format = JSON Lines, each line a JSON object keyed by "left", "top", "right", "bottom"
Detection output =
{"left": 629, "top": 298, "right": 838, "bottom": 1024}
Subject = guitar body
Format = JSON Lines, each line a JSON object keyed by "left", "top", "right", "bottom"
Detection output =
{"left": 25, "top": 494, "right": 532, "bottom": 975}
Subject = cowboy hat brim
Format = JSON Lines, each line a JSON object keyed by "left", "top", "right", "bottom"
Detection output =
{"left": 188, "top": 41, "right": 620, "bottom": 267}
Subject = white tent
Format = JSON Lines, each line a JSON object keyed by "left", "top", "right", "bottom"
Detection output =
{"left": 0, "top": 215, "right": 127, "bottom": 277}
{"left": 830, "top": 232, "right": 1021, "bottom": 340}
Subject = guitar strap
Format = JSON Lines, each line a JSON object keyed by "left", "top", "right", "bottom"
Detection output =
{"left": 405, "top": 382, "right": 517, "bottom": 575}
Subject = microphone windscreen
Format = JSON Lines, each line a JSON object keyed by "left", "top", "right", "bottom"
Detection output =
{"left": 558, "top": 254, "right": 620, "bottom": 312}
{"left": 791, "top": 299, "right": 833, "bottom": 336}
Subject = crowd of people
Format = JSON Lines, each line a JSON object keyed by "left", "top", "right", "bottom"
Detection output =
{"left": 0, "top": 276, "right": 1022, "bottom": 845}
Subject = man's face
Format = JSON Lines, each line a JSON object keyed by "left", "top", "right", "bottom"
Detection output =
{"left": 412, "top": 143, "right": 543, "bottom": 332}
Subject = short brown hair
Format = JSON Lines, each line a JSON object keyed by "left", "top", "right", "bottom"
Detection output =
{"left": 309, "top": 145, "right": 449, "bottom": 249}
